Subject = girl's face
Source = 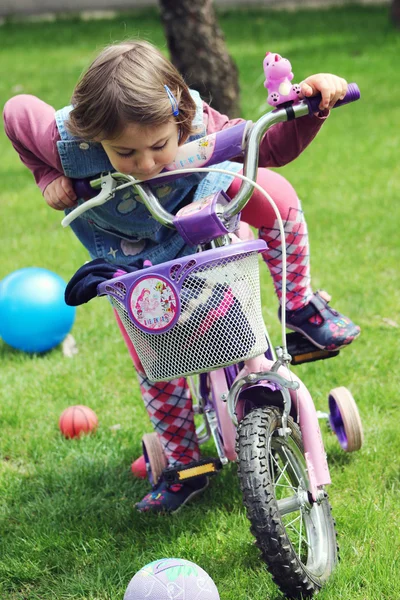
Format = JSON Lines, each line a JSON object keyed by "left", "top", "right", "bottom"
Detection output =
{"left": 101, "top": 120, "right": 179, "bottom": 180}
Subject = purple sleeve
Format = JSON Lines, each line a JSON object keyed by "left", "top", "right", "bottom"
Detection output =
{"left": 203, "top": 101, "right": 329, "bottom": 168}
{"left": 3, "top": 94, "right": 64, "bottom": 193}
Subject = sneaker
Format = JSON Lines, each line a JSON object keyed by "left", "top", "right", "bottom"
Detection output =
{"left": 135, "top": 476, "right": 209, "bottom": 514}
{"left": 280, "top": 291, "right": 361, "bottom": 351}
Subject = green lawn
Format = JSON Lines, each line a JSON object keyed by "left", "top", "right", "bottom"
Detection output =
{"left": 1, "top": 5, "right": 399, "bottom": 599}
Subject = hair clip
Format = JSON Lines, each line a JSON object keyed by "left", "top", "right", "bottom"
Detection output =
{"left": 164, "top": 84, "right": 179, "bottom": 117}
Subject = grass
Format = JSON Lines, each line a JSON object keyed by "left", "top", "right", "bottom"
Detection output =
{"left": 1, "top": 4, "right": 400, "bottom": 599}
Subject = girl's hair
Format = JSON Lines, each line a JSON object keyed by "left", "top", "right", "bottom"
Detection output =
{"left": 67, "top": 40, "right": 196, "bottom": 143}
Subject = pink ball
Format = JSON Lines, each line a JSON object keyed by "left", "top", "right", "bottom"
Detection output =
{"left": 59, "top": 405, "right": 98, "bottom": 439}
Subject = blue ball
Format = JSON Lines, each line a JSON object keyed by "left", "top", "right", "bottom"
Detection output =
{"left": 0, "top": 267, "right": 76, "bottom": 353}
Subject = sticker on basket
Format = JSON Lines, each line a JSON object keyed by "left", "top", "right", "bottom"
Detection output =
{"left": 128, "top": 275, "right": 180, "bottom": 333}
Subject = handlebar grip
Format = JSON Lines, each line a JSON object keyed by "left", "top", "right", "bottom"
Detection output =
{"left": 305, "top": 82, "right": 360, "bottom": 114}
{"left": 72, "top": 178, "right": 97, "bottom": 199}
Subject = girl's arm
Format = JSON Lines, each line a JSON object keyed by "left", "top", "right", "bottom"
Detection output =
{"left": 3, "top": 94, "right": 64, "bottom": 193}
{"left": 203, "top": 102, "right": 328, "bottom": 168}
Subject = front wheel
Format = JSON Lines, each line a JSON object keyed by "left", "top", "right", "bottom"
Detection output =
{"left": 237, "top": 406, "right": 338, "bottom": 598}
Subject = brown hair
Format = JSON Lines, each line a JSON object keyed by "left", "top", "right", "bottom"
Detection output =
{"left": 67, "top": 40, "right": 196, "bottom": 143}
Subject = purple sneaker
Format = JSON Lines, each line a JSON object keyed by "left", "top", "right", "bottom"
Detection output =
{"left": 280, "top": 291, "right": 361, "bottom": 351}
{"left": 136, "top": 476, "right": 209, "bottom": 514}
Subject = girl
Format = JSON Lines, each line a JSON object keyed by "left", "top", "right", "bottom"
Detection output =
{"left": 3, "top": 40, "right": 360, "bottom": 513}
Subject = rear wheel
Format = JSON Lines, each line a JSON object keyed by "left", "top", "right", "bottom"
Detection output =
{"left": 142, "top": 432, "right": 168, "bottom": 485}
{"left": 328, "top": 386, "right": 363, "bottom": 452}
{"left": 237, "top": 406, "right": 338, "bottom": 598}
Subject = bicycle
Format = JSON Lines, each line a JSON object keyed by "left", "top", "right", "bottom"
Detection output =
{"left": 63, "top": 77, "right": 363, "bottom": 598}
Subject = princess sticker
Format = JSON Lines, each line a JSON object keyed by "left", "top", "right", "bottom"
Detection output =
{"left": 129, "top": 276, "right": 180, "bottom": 332}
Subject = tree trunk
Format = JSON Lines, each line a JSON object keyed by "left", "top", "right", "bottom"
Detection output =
{"left": 159, "top": 0, "right": 240, "bottom": 118}
{"left": 391, "top": 0, "right": 400, "bottom": 27}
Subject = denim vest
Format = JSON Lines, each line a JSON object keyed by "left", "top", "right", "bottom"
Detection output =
{"left": 55, "top": 90, "right": 242, "bottom": 267}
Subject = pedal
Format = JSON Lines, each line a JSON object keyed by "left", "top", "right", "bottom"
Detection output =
{"left": 163, "top": 457, "right": 223, "bottom": 484}
{"left": 285, "top": 332, "right": 340, "bottom": 365}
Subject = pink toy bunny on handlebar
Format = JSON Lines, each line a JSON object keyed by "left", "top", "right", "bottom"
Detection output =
{"left": 263, "top": 52, "right": 302, "bottom": 106}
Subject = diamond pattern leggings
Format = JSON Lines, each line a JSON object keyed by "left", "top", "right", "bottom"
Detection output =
{"left": 117, "top": 168, "right": 313, "bottom": 467}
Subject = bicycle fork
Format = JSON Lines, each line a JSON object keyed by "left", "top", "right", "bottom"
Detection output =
{"left": 228, "top": 355, "right": 331, "bottom": 501}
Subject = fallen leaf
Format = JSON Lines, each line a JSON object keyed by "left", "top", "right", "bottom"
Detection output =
{"left": 62, "top": 334, "right": 79, "bottom": 357}
{"left": 382, "top": 318, "right": 399, "bottom": 328}
{"left": 109, "top": 424, "right": 122, "bottom": 431}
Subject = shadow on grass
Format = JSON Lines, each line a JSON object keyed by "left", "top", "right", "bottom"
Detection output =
{"left": 2, "top": 452, "right": 243, "bottom": 533}
{"left": 1, "top": 446, "right": 280, "bottom": 595}
{"left": 0, "top": 340, "right": 55, "bottom": 362}
{"left": 326, "top": 445, "right": 356, "bottom": 469}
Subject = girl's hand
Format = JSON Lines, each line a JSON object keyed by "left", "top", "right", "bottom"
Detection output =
{"left": 44, "top": 176, "right": 77, "bottom": 210}
{"left": 300, "top": 74, "right": 348, "bottom": 111}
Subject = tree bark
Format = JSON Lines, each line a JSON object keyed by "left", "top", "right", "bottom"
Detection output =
{"left": 158, "top": 0, "right": 240, "bottom": 117}
{"left": 391, "top": 0, "right": 400, "bottom": 27}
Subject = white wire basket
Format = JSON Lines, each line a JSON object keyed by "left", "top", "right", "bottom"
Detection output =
{"left": 99, "top": 241, "right": 268, "bottom": 382}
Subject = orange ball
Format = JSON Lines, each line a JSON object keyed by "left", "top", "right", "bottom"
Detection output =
{"left": 59, "top": 405, "right": 98, "bottom": 439}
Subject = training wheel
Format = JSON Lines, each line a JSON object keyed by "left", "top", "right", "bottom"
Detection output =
{"left": 328, "top": 387, "right": 364, "bottom": 452}
{"left": 142, "top": 432, "right": 168, "bottom": 485}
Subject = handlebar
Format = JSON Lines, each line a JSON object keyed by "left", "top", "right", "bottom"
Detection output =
{"left": 72, "top": 178, "right": 96, "bottom": 200}
{"left": 63, "top": 83, "right": 360, "bottom": 229}
{"left": 304, "top": 82, "right": 360, "bottom": 114}
{"left": 224, "top": 83, "right": 360, "bottom": 221}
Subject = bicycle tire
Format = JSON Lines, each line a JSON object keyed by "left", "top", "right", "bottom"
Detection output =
{"left": 237, "top": 406, "right": 338, "bottom": 598}
{"left": 142, "top": 432, "right": 168, "bottom": 485}
{"left": 328, "top": 386, "right": 364, "bottom": 452}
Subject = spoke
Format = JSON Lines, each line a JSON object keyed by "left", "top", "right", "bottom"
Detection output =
{"left": 268, "top": 431, "right": 330, "bottom": 573}
{"left": 274, "top": 483, "right": 296, "bottom": 490}
{"left": 283, "top": 513, "right": 312, "bottom": 553}
{"left": 272, "top": 454, "right": 294, "bottom": 490}
{"left": 298, "top": 509, "right": 303, "bottom": 557}
{"left": 277, "top": 444, "right": 303, "bottom": 491}
{"left": 284, "top": 513, "right": 302, "bottom": 530}
{"left": 281, "top": 445, "right": 302, "bottom": 481}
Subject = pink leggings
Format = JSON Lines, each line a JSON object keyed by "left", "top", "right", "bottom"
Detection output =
{"left": 118, "top": 168, "right": 313, "bottom": 467}
{"left": 236, "top": 168, "right": 312, "bottom": 310}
